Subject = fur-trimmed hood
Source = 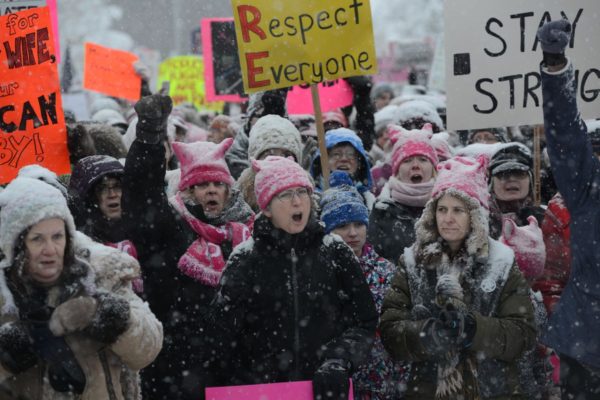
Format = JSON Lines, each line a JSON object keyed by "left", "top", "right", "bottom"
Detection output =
{"left": 413, "top": 188, "right": 490, "bottom": 266}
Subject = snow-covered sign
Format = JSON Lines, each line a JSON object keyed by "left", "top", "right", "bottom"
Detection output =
{"left": 445, "top": 0, "right": 600, "bottom": 130}
{"left": 231, "top": 0, "right": 377, "bottom": 93}
{"left": 0, "top": 7, "right": 69, "bottom": 183}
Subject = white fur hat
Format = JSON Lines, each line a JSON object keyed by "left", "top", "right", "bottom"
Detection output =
{"left": 0, "top": 177, "right": 76, "bottom": 269}
{"left": 248, "top": 115, "right": 303, "bottom": 162}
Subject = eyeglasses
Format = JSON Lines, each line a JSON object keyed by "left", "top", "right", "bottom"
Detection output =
{"left": 96, "top": 182, "right": 122, "bottom": 196}
{"left": 329, "top": 149, "right": 358, "bottom": 161}
{"left": 275, "top": 187, "right": 310, "bottom": 203}
{"left": 495, "top": 170, "right": 529, "bottom": 180}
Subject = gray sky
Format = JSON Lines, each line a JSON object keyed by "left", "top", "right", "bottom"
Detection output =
{"left": 112, "top": 0, "right": 233, "bottom": 57}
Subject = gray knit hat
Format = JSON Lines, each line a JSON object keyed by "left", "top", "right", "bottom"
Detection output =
{"left": 248, "top": 115, "right": 303, "bottom": 162}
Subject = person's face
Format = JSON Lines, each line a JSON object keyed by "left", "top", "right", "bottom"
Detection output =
{"left": 208, "top": 127, "right": 227, "bottom": 144}
{"left": 436, "top": 194, "right": 471, "bottom": 252}
{"left": 95, "top": 176, "right": 122, "bottom": 220}
{"left": 471, "top": 130, "right": 499, "bottom": 144}
{"left": 24, "top": 218, "right": 66, "bottom": 286}
{"left": 332, "top": 222, "right": 367, "bottom": 257}
{"left": 264, "top": 187, "right": 311, "bottom": 234}
{"left": 328, "top": 144, "right": 359, "bottom": 176}
{"left": 192, "top": 182, "right": 229, "bottom": 217}
{"left": 374, "top": 92, "right": 393, "bottom": 111}
{"left": 492, "top": 170, "right": 530, "bottom": 201}
{"left": 396, "top": 155, "right": 435, "bottom": 184}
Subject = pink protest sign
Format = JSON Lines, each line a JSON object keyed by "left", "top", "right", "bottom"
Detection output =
{"left": 205, "top": 380, "right": 353, "bottom": 400}
{"left": 201, "top": 18, "right": 246, "bottom": 103}
{"left": 287, "top": 80, "right": 354, "bottom": 115}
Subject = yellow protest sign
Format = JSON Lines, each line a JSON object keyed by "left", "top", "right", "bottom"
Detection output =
{"left": 231, "top": 0, "right": 377, "bottom": 93}
{"left": 157, "top": 55, "right": 223, "bottom": 112}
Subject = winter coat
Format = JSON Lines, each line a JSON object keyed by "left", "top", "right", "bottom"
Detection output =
{"left": 533, "top": 193, "right": 570, "bottom": 315}
{"left": 380, "top": 189, "right": 536, "bottom": 399}
{"left": 310, "top": 129, "right": 375, "bottom": 209}
{"left": 225, "top": 127, "right": 250, "bottom": 180}
{"left": 352, "top": 244, "right": 407, "bottom": 399}
{"left": 0, "top": 233, "right": 163, "bottom": 400}
{"left": 367, "top": 184, "right": 424, "bottom": 264}
{"left": 206, "top": 214, "right": 378, "bottom": 387}
{"left": 122, "top": 140, "right": 253, "bottom": 399}
{"left": 539, "top": 61, "right": 600, "bottom": 369}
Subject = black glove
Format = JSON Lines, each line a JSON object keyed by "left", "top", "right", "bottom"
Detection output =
{"left": 439, "top": 304, "right": 476, "bottom": 348}
{"left": 0, "top": 322, "right": 38, "bottom": 374}
{"left": 420, "top": 317, "right": 460, "bottom": 358}
{"left": 29, "top": 320, "right": 86, "bottom": 393}
{"left": 134, "top": 94, "right": 173, "bottom": 144}
{"left": 85, "top": 292, "right": 130, "bottom": 344}
{"left": 537, "top": 20, "right": 572, "bottom": 67}
{"left": 312, "top": 359, "right": 350, "bottom": 400}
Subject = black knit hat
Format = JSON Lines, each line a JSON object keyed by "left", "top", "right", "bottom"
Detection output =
{"left": 489, "top": 142, "right": 533, "bottom": 176}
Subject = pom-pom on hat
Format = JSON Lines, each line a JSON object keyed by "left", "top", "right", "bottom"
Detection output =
{"left": 0, "top": 177, "right": 77, "bottom": 269}
{"left": 248, "top": 115, "right": 303, "bottom": 162}
{"left": 389, "top": 123, "right": 439, "bottom": 175}
{"left": 320, "top": 172, "right": 369, "bottom": 233}
{"left": 252, "top": 156, "right": 314, "bottom": 211}
{"left": 173, "top": 137, "right": 234, "bottom": 191}
{"left": 432, "top": 155, "right": 490, "bottom": 210}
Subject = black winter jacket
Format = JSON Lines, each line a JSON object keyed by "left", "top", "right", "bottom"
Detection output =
{"left": 122, "top": 140, "right": 222, "bottom": 399}
{"left": 368, "top": 197, "right": 424, "bottom": 264}
{"left": 207, "top": 215, "right": 378, "bottom": 386}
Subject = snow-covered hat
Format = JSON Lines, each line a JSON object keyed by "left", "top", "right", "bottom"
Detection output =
{"left": 431, "top": 132, "right": 453, "bottom": 162}
{"left": 0, "top": 177, "right": 77, "bottom": 269}
{"left": 389, "top": 123, "right": 439, "bottom": 175}
{"left": 17, "top": 164, "right": 68, "bottom": 198}
{"left": 252, "top": 156, "right": 313, "bottom": 211}
{"left": 488, "top": 142, "right": 532, "bottom": 176}
{"left": 393, "top": 99, "right": 444, "bottom": 133}
{"left": 320, "top": 173, "right": 369, "bottom": 233}
{"left": 432, "top": 156, "right": 490, "bottom": 210}
{"left": 173, "top": 138, "right": 234, "bottom": 191}
{"left": 374, "top": 105, "right": 399, "bottom": 136}
{"left": 248, "top": 115, "right": 303, "bottom": 162}
{"left": 323, "top": 109, "right": 348, "bottom": 128}
{"left": 91, "top": 108, "right": 128, "bottom": 128}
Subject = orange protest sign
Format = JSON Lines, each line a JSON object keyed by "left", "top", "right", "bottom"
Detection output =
{"left": 83, "top": 42, "right": 141, "bottom": 101}
{"left": 0, "top": 7, "right": 69, "bottom": 183}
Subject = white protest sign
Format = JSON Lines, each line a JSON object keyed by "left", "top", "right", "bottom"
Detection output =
{"left": 445, "top": 0, "right": 600, "bottom": 131}
{"left": 0, "top": 0, "right": 44, "bottom": 16}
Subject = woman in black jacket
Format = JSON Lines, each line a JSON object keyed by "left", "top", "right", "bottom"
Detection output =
{"left": 206, "top": 156, "right": 377, "bottom": 400}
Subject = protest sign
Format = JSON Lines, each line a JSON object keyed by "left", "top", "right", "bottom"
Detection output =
{"left": 83, "top": 42, "right": 141, "bottom": 101}
{"left": 231, "top": 0, "right": 377, "bottom": 93}
{"left": 445, "top": 0, "right": 600, "bottom": 130}
{"left": 1, "top": 0, "right": 60, "bottom": 63}
{"left": 201, "top": 18, "right": 246, "bottom": 102}
{"left": 0, "top": 7, "right": 69, "bottom": 182}
{"left": 206, "top": 380, "right": 353, "bottom": 400}
{"left": 157, "top": 55, "right": 223, "bottom": 112}
{"left": 287, "top": 79, "right": 353, "bottom": 115}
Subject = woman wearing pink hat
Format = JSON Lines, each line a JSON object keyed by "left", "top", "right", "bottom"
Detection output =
{"left": 205, "top": 156, "right": 377, "bottom": 400}
{"left": 368, "top": 124, "right": 439, "bottom": 264}
{"left": 380, "top": 156, "right": 535, "bottom": 399}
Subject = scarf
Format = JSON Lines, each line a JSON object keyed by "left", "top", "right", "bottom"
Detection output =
{"left": 387, "top": 176, "right": 434, "bottom": 207}
{"left": 170, "top": 192, "right": 253, "bottom": 287}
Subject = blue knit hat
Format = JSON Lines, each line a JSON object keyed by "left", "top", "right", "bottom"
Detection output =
{"left": 320, "top": 172, "right": 369, "bottom": 233}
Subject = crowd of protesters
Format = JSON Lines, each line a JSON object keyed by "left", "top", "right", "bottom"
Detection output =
{"left": 0, "top": 19, "right": 598, "bottom": 400}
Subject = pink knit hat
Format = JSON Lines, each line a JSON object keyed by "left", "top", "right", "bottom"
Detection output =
{"left": 431, "top": 155, "right": 490, "bottom": 209}
{"left": 389, "top": 123, "right": 439, "bottom": 175}
{"left": 173, "top": 137, "right": 234, "bottom": 190}
{"left": 252, "top": 156, "right": 314, "bottom": 210}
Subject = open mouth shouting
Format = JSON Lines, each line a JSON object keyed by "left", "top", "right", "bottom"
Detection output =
{"left": 410, "top": 172, "right": 424, "bottom": 184}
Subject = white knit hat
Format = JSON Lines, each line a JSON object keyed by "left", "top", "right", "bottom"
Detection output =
{"left": 0, "top": 177, "right": 76, "bottom": 269}
{"left": 248, "top": 115, "right": 303, "bottom": 162}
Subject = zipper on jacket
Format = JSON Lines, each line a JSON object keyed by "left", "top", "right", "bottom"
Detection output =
{"left": 291, "top": 247, "right": 300, "bottom": 379}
